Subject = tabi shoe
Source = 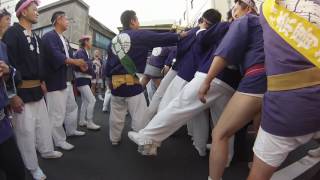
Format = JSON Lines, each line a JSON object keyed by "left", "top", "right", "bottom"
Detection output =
{"left": 128, "top": 131, "right": 159, "bottom": 156}
{"left": 67, "top": 130, "right": 86, "bottom": 137}
{"left": 41, "top": 151, "right": 63, "bottom": 159}
{"left": 57, "top": 141, "right": 75, "bottom": 151}
{"left": 79, "top": 120, "right": 87, "bottom": 127}
{"left": 86, "top": 121, "right": 101, "bottom": 130}
{"left": 31, "top": 167, "right": 47, "bottom": 180}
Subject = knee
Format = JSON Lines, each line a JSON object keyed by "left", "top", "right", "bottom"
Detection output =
{"left": 247, "top": 157, "right": 277, "bottom": 180}
{"left": 15, "top": 126, "right": 34, "bottom": 136}
{"left": 212, "top": 128, "right": 230, "bottom": 144}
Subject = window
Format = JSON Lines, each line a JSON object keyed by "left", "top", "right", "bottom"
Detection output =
{"left": 93, "top": 32, "right": 110, "bottom": 50}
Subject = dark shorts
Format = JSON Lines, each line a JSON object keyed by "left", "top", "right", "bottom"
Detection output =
{"left": 237, "top": 72, "right": 267, "bottom": 94}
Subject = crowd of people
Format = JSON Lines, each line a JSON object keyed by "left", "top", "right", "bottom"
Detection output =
{"left": 0, "top": 0, "right": 104, "bottom": 179}
{"left": 0, "top": 0, "right": 319, "bottom": 180}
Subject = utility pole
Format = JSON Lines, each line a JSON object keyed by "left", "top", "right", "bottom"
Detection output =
{"left": 185, "top": 0, "right": 190, "bottom": 26}
{"left": 68, "top": 17, "right": 76, "bottom": 43}
{"left": 211, "top": 0, "right": 216, "bottom": 8}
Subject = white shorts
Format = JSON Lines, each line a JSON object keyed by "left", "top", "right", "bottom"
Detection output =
{"left": 253, "top": 127, "right": 320, "bottom": 167}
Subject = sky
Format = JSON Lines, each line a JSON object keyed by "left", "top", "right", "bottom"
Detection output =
{"left": 41, "top": 0, "right": 186, "bottom": 33}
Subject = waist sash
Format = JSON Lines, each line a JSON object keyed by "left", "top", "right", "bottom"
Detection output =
{"left": 112, "top": 74, "right": 140, "bottom": 89}
{"left": 263, "top": 0, "right": 320, "bottom": 68}
{"left": 268, "top": 67, "right": 320, "bottom": 91}
{"left": 19, "top": 80, "right": 41, "bottom": 89}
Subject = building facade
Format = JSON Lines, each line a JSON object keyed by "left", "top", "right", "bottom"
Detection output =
{"left": 33, "top": 0, "right": 115, "bottom": 58}
{"left": 118, "top": 19, "right": 185, "bottom": 33}
{"left": 0, "top": 0, "right": 18, "bottom": 22}
{"left": 178, "top": 0, "right": 232, "bottom": 27}
{"left": 179, "top": 0, "right": 263, "bottom": 27}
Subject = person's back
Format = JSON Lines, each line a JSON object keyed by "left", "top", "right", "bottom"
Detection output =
{"left": 249, "top": 0, "right": 320, "bottom": 179}
{"left": 106, "top": 10, "right": 182, "bottom": 146}
{"left": 144, "top": 46, "right": 174, "bottom": 78}
{"left": 175, "top": 27, "right": 201, "bottom": 82}
{"left": 119, "top": 29, "right": 179, "bottom": 73}
{"left": 260, "top": 0, "right": 320, "bottom": 137}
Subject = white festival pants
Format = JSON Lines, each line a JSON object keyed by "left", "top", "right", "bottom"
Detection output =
{"left": 78, "top": 85, "right": 96, "bottom": 123}
{"left": 140, "top": 69, "right": 177, "bottom": 128}
{"left": 103, "top": 87, "right": 112, "bottom": 111}
{"left": 109, "top": 93, "right": 147, "bottom": 142}
{"left": 157, "top": 73, "right": 210, "bottom": 152}
{"left": 46, "top": 83, "right": 79, "bottom": 145}
{"left": 158, "top": 74, "right": 188, "bottom": 111}
{"left": 146, "top": 80, "right": 157, "bottom": 102}
{"left": 140, "top": 72, "right": 235, "bottom": 160}
{"left": 12, "top": 98, "right": 54, "bottom": 171}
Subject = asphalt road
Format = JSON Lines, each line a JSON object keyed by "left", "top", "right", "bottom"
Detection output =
{"left": 2, "top": 98, "right": 318, "bottom": 180}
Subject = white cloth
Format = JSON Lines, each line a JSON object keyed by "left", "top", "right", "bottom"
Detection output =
{"left": 45, "top": 84, "right": 78, "bottom": 145}
{"left": 109, "top": 93, "right": 148, "bottom": 142}
{"left": 12, "top": 98, "right": 54, "bottom": 170}
{"left": 253, "top": 128, "right": 320, "bottom": 167}
{"left": 86, "top": 50, "right": 90, "bottom": 57}
{"left": 64, "top": 83, "right": 79, "bottom": 135}
{"left": 140, "top": 69, "right": 177, "bottom": 128}
{"left": 58, "top": 34, "right": 70, "bottom": 58}
{"left": 191, "top": 110, "right": 210, "bottom": 154}
{"left": 92, "top": 59, "right": 102, "bottom": 79}
{"left": 158, "top": 75, "right": 188, "bottom": 111}
{"left": 74, "top": 72, "right": 92, "bottom": 79}
{"left": 146, "top": 80, "right": 157, "bottom": 102}
{"left": 77, "top": 85, "right": 96, "bottom": 122}
{"left": 140, "top": 72, "right": 235, "bottom": 151}
{"left": 103, "top": 87, "right": 112, "bottom": 111}
{"left": 238, "top": 92, "right": 264, "bottom": 98}
{"left": 156, "top": 73, "right": 210, "bottom": 154}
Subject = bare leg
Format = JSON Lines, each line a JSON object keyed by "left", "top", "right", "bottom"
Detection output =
{"left": 247, "top": 155, "right": 277, "bottom": 180}
{"left": 209, "top": 92, "right": 262, "bottom": 180}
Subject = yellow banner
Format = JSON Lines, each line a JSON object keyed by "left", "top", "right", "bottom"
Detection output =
{"left": 263, "top": 0, "right": 320, "bottom": 68}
